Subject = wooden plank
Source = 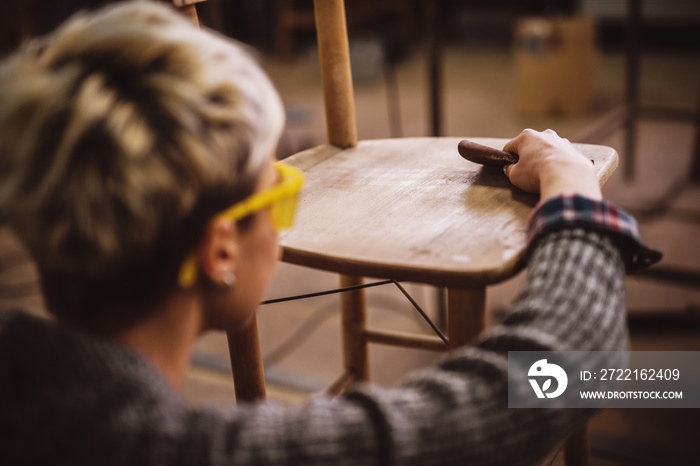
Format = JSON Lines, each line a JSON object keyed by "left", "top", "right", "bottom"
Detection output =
{"left": 364, "top": 329, "right": 447, "bottom": 351}
{"left": 281, "top": 137, "right": 618, "bottom": 288}
{"left": 325, "top": 369, "right": 356, "bottom": 396}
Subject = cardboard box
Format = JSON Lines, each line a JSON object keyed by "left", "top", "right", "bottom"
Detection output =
{"left": 514, "top": 16, "right": 598, "bottom": 115}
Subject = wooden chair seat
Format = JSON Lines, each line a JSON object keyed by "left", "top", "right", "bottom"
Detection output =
{"left": 281, "top": 137, "right": 618, "bottom": 288}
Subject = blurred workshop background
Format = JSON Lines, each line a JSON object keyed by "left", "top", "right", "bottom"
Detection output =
{"left": 1, "top": 0, "right": 699, "bottom": 465}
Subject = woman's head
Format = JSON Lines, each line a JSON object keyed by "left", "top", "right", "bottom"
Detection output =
{"left": 0, "top": 1, "right": 285, "bottom": 332}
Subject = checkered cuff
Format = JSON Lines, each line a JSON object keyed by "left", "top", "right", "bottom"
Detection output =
{"left": 528, "top": 194, "right": 662, "bottom": 272}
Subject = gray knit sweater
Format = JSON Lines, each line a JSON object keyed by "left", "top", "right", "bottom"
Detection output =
{"left": 0, "top": 228, "right": 629, "bottom": 465}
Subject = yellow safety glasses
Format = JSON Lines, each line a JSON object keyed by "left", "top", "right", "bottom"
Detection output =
{"left": 178, "top": 161, "right": 304, "bottom": 288}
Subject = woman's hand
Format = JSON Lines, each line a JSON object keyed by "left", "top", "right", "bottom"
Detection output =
{"left": 502, "top": 129, "right": 602, "bottom": 201}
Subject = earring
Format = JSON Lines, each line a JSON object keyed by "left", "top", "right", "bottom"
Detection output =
{"left": 222, "top": 272, "right": 237, "bottom": 288}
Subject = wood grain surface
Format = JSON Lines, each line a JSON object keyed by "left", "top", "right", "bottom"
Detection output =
{"left": 281, "top": 137, "right": 618, "bottom": 288}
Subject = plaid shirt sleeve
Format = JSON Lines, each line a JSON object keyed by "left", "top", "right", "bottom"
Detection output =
{"left": 528, "top": 194, "right": 662, "bottom": 272}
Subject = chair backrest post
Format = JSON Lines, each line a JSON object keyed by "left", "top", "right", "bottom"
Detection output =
{"left": 313, "top": 0, "right": 358, "bottom": 149}
{"left": 172, "top": 1, "right": 202, "bottom": 26}
{"left": 179, "top": 4, "right": 199, "bottom": 27}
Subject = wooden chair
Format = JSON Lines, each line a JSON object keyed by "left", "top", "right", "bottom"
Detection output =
{"left": 282, "top": 0, "right": 617, "bottom": 383}
{"left": 237, "top": 0, "right": 616, "bottom": 463}
{"left": 281, "top": 1, "right": 616, "bottom": 464}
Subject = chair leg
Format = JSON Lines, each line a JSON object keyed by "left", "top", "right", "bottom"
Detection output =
{"left": 446, "top": 287, "right": 486, "bottom": 349}
{"left": 182, "top": 0, "right": 268, "bottom": 402}
{"left": 178, "top": 4, "right": 200, "bottom": 27}
{"left": 227, "top": 315, "right": 267, "bottom": 402}
{"left": 563, "top": 426, "right": 591, "bottom": 466}
{"left": 314, "top": 0, "right": 357, "bottom": 149}
{"left": 340, "top": 275, "right": 369, "bottom": 381}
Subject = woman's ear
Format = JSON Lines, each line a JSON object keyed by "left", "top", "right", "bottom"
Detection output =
{"left": 198, "top": 220, "right": 240, "bottom": 288}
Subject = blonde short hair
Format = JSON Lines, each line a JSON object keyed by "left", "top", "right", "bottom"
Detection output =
{"left": 0, "top": 1, "right": 284, "bottom": 329}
